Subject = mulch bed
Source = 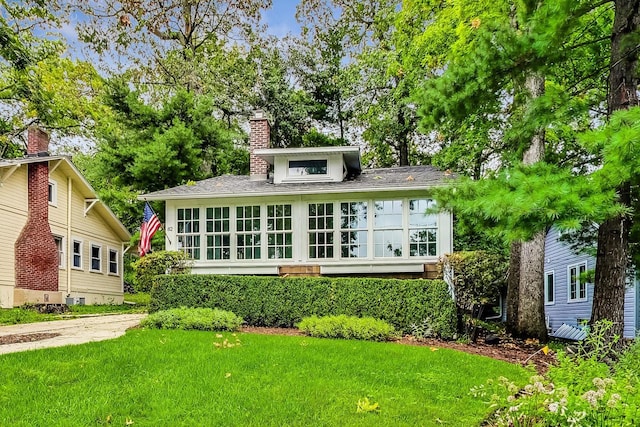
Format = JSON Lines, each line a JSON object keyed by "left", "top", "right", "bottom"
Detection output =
{"left": 0, "top": 333, "right": 61, "bottom": 346}
{"left": 241, "top": 326, "right": 555, "bottom": 374}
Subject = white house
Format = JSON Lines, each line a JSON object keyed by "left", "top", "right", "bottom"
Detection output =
{"left": 141, "top": 111, "right": 454, "bottom": 278}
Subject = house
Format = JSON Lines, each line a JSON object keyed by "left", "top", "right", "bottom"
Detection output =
{"left": 544, "top": 227, "right": 638, "bottom": 339}
{"left": 0, "top": 128, "right": 131, "bottom": 308}
{"left": 140, "top": 111, "right": 453, "bottom": 277}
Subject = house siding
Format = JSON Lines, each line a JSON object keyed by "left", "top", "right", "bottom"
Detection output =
{"left": 545, "top": 228, "right": 637, "bottom": 339}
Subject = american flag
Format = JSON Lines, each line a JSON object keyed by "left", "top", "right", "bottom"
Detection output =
{"left": 139, "top": 202, "right": 161, "bottom": 256}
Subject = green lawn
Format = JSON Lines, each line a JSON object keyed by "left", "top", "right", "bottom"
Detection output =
{"left": 0, "top": 329, "right": 529, "bottom": 426}
{"left": 0, "top": 293, "right": 149, "bottom": 325}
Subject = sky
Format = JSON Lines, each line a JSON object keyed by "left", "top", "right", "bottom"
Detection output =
{"left": 263, "top": 0, "right": 302, "bottom": 38}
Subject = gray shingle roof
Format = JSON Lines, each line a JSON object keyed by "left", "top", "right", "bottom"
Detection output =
{"left": 142, "top": 165, "right": 454, "bottom": 200}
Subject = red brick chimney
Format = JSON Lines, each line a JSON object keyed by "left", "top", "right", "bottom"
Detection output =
{"left": 249, "top": 110, "right": 270, "bottom": 181}
{"left": 15, "top": 127, "right": 59, "bottom": 292}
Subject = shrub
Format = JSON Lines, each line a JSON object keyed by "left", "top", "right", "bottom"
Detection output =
{"left": 132, "top": 251, "right": 192, "bottom": 292}
{"left": 150, "top": 275, "right": 456, "bottom": 337}
{"left": 298, "top": 315, "right": 396, "bottom": 341}
{"left": 141, "top": 307, "right": 243, "bottom": 331}
{"left": 440, "top": 251, "right": 507, "bottom": 341}
{"left": 478, "top": 321, "right": 640, "bottom": 426}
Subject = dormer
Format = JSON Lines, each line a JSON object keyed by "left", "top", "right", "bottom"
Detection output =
{"left": 254, "top": 146, "right": 361, "bottom": 184}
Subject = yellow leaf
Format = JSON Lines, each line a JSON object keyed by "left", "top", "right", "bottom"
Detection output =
{"left": 430, "top": 347, "right": 439, "bottom": 352}
{"left": 225, "top": 373, "right": 232, "bottom": 378}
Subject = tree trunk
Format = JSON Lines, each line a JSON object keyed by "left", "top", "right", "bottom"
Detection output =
{"left": 591, "top": 0, "right": 640, "bottom": 339}
{"left": 506, "top": 241, "right": 521, "bottom": 333}
{"left": 511, "top": 71, "right": 548, "bottom": 341}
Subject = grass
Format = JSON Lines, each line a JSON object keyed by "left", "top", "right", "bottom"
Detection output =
{"left": 0, "top": 329, "right": 530, "bottom": 426}
{"left": 0, "top": 293, "right": 149, "bottom": 325}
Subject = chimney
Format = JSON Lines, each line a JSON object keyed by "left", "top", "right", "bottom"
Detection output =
{"left": 249, "top": 110, "right": 270, "bottom": 181}
{"left": 27, "top": 126, "right": 50, "bottom": 157}
{"left": 15, "top": 127, "right": 59, "bottom": 292}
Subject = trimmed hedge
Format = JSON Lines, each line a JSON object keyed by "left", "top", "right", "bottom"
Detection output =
{"left": 151, "top": 275, "right": 456, "bottom": 337}
{"left": 141, "top": 307, "right": 243, "bottom": 331}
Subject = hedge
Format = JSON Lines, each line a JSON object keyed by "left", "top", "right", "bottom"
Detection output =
{"left": 150, "top": 275, "right": 456, "bottom": 337}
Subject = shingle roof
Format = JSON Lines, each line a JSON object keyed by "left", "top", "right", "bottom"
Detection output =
{"left": 142, "top": 165, "right": 454, "bottom": 200}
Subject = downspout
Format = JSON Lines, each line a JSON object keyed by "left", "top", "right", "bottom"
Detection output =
{"left": 66, "top": 176, "right": 72, "bottom": 295}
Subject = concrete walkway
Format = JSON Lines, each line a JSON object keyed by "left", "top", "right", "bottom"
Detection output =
{"left": 0, "top": 313, "right": 147, "bottom": 355}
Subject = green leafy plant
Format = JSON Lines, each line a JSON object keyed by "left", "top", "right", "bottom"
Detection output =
{"left": 132, "top": 251, "right": 192, "bottom": 292}
{"left": 150, "top": 275, "right": 457, "bottom": 337}
{"left": 141, "top": 307, "right": 243, "bottom": 331}
{"left": 297, "top": 315, "right": 396, "bottom": 341}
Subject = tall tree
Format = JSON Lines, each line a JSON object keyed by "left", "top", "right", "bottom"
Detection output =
{"left": 590, "top": 0, "right": 640, "bottom": 338}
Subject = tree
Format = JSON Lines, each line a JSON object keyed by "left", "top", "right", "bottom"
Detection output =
{"left": 401, "top": 0, "right": 614, "bottom": 340}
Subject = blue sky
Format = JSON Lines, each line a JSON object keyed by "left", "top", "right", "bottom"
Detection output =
{"left": 263, "top": 0, "right": 301, "bottom": 37}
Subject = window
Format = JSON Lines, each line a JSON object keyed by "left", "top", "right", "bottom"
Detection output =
{"left": 48, "top": 180, "right": 57, "bottom": 205}
{"left": 374, "top": 200, "right": 403, "bottom": 257}
{"left": 409, "top": 199, "right": 438, "bottom": 257}
{"left": 108, "top": 249, "right": 119, "bottom": 275}
{"left": 568, "top": 262, "right": 588, "bottom": 302}
{"left": 308, "top": 203, "right": 334, "bottom": 259}
{"left": 177, "top": 208, "right": 200, "bottom": 260}
{"left": 236, "top": 205, "right": 261, "bottom": 260}
{"left": 267, "top": 204, "right": 292, "bottom": 259}
{"left": 288, "top": 159, "right": 327, "bottom": 176}
{"left": 340, "top": 202, "right": 368, "bottom": 258}
{"left": 72, "top": 240, "right": 83, "bottom": 269}
{"left": 545, "top": 272, "right": 555, "bottom": 305}
{"left": 206, "top": 207, "right": 230, "bottom": 260}
{"left": 53, "top": 235, "right": 64, "bottom": 268}
{"left": 90, "top": 244, "right": 101, "bottom": 272}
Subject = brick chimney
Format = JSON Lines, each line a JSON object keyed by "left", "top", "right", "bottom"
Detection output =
{"left": 249, "top": 110, "right": 270, "bottom": 181}
{"left": 15, "top": 127, "right": 59, "bottom": 292}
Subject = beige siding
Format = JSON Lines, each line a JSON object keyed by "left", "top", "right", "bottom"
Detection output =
{"left": 0, "top": 167, "right": 27, "bottom": 307}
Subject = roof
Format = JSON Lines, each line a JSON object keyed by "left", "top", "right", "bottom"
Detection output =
{"left": 141, "top": 165, "right": 454, "bottom": 200}
{"left": 0, "top": 156, "right": 131, "bottom": 242}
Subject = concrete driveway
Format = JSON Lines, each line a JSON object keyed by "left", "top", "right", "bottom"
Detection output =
{"left": 0, "top": 313, "right": 146, "bottom": 355}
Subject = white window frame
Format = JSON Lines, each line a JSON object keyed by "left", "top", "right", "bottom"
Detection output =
{"left": 90, "top": 243, "right": 102, "bottom": 273}
{"left": 53, "top": 235, "right": 65, "bottom": 269}
{"left": 373, "top": 200, "right": 404, "bottom": 258}
{"left": 176, "top": 207, "right": 201, "bottom": 260}
{"left": 307, "top": 202, "right": 335, "bottom": 260}
{"left": 544, "top": 271, "right": 555, "bottom": 305}
{"left": 567, "top": 261, "right": 588, "bottom": 303}
{"left": 72, "top": 239, "right": 83, "bottom": 270}
{"left": 108, "top": 248, "right": 119, "bottom": 276}
{"left": 48, "top": 179, "right": 57, "bottom": 207}
{"left": 339, "top": 201, "right": 369, "bottom": 259}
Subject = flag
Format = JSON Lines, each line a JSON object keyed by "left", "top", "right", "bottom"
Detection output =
{"left": 139, "top": 202, "right": 161, "bottom": 256}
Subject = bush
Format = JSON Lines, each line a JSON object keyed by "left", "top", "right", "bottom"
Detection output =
{"left": 141, "top": 307, "right": 243, "bottom": 331}
{"left": 298, "top": 315, "right": 396, "bottom": 341}
{"left": 150, "top": 275, "right": 456, "bottom": 337}
{"left": 132, "top": 251, "right": 192, "bottom": 292}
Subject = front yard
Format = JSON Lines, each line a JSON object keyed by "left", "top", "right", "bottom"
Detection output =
{"left": 0, "top": 329, "right": 528, "bottom": 426}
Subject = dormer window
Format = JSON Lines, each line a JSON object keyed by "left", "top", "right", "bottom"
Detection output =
{"left": 288, "top": 160, "right": 327, "bottom": 176}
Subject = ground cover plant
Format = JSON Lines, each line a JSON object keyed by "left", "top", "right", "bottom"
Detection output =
{"left": 298, "top": 315, "right": 396, "bottom": 341}
{"left": 0, "top": 329, "right": 529, "bottom": 426}
{"left": 141, "top": 307, "right": 243, "bottom": 331}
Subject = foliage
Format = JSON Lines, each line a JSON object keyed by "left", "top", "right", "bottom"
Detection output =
{"left": 297, "top": 315, "right": 396, "bottom": 341}
{"left": 441, "top": 251, "right": 508, "bottom": 341}
{"left": 131, "top": 251, "right": 191, "bottom": 293}
{"left": 0, "top": 329, "right": 529, "bottom": 426}
{"left": 150, "top": 275, "right": 456, "bottom": 337}
{"left": 141, "top": 307, "right": 243, "bottom": 332}
{"left": 478, "top": 321, "right": 640, "bottom": 426}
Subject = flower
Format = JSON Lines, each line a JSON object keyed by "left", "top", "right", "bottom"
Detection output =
{"left": 548, "top": 402, "right": 559, "bottom": 413}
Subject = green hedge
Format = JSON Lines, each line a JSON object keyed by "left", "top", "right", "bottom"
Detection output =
{"left": 298, "top": 315, "right": 396, "bottom": 341}
{"left": 151, "top": 275, "right": 456, "bottom": 337}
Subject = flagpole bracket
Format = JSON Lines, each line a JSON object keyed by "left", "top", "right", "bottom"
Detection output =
{"left": 84, "top": 198, "right": 99, "bottom": 216}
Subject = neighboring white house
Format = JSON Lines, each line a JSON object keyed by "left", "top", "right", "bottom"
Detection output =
{"left": 0, "top": 128, "right": 131, "bottom": 308}
{"left": 544, "top": 227, "right": 638, "bottom": 339}
{"left": 141, "top": 111, "right": 454, "bottom": 277}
